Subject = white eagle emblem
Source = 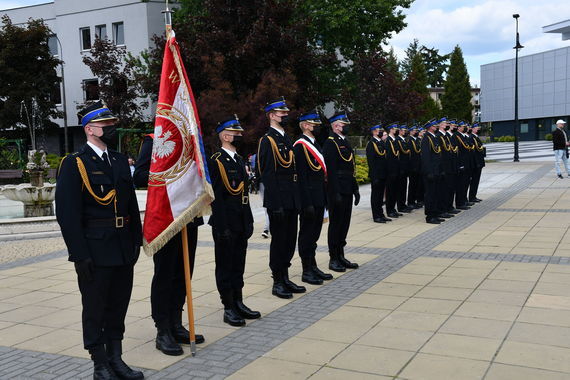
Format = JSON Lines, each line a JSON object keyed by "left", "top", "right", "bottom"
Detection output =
{"left": 151, "top": 125, "right": 176, "bottom": 163}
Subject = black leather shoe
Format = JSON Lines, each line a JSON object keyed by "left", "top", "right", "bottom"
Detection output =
{"left": 373, "top": 218, "right": 386, "bottom": 223}
{"left": 448, "top": 209, "right": 461, "bottom": 214}
{"left": 234, "top": 289, "right": 261, "bottom": 319}
{"left": 106, "top": 340, "right": 144, "bottom": 380}
{"left": 155, "top": 329, "right": 183, "bottom": 356}
{"left": 399, "top": 208, "right": 412, "bottom": 213}
{"left": 283, "top": 272, "right": 307, "bottom": 293}
{"left": 467, "top": 202, "right": 475, "bottom": 206}
{"left": 223, "top": 308, "right": 245, "bottom": 326}
{"left": 426, "top": 218, "right": 441, "bottom": 224}
{"left": 457, "top": 205, "right": 470, "bottom": 210}
{"left": 440, "top": 213, "right": 454, "bottom": 218}
{"left": 339, "top": 253, "right": 358, "bottom": 269}
{"left": 171, "top": 324, "right": 205, "bottom": 345}
{"left": 469, "top": 198, "right": 482, "bottom": 202}
{"left": 90, "top": 346, "right": 118, "bottom": 380}
{"left": 436, "top": 217, "right": 446, "bottom": 222}
{"left": 387, "top": 212, "right": 400, "bottom": 218}
{"left": 329, "top": 258, "right": 346, "bottom": 272}
{"left": 312, "top": 262, "right": 333, "bottom": 280}
{"left": 301, "top": 267, "right": 324, "bottom": 285}
{"left": 272, "top": 272, "right": 293, "bottom": 298}
{"left": 381, "top": 216, "right": 393, "bottom": 222}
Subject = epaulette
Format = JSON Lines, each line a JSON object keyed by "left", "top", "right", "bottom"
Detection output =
{"left": 328, "top": 136, "right": 335, "bottom": 140}
{"left": 211, "top": 152, "right": 222, "bottom": 160}
{"left": 57, "top": 153, "right": 77, "bottom": 176}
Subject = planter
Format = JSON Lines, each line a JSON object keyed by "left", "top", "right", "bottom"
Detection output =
{"left": 29, "top": 170, "right": 44, "bottom": 187}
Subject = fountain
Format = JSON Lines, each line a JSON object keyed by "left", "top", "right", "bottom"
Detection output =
{"left": 0, "top": 150, "right": 56, "bottom": 217}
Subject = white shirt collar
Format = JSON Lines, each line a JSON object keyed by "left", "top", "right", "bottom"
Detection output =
{"left": 222, "top": 147, "right": 237, "bottom": 161}
{"left": 335, "top": 132, "right": 345, "bottom": 140}
{"left": 303, "top": 134, "right": 315, "bottom": 144}
{"left": 428, "top": 131, "right": 436, "bottom": 137}
{"left": 373, "top": 136, "right": 381, "bottom": 142}
{"left": 87, "top": 141, "right": 109, "bottom": 160}
{"left": 270, "top": 126, "right": 285, "bottom": 136}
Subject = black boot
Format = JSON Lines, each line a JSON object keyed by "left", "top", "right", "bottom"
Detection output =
{"left": 311, "top": 257, "right": 333, "bottom": 280}
{"left": 339, "top": 250, "right": 358, "bottom": 269}
{"left": 221, "top": 290, "right": 246, "bottom": 326}
{"left": 89, "top": 345, "right": 118, "bottom": 380}
{"left": 283, "top": 268, "right": 306, "bottom": 293}
{"left": 301, "top": 258, "right": 323, "bottom": 285}
{"left": 329, "top": 249, "right": 346, "bottom": 272}
{"left": 272, "top": 271, "right": 293, "bottom": 299}
{"left": 155, "top": 322, "right": 183, "bottom": 356}
{"left": 234, "top": 289, "right": 261, "bottom": 319}
{"left": 106, "top": 340, "right": 144, "bottom": 380}
{"left": 170, "top": 311, "right": 205, "bottom": 345}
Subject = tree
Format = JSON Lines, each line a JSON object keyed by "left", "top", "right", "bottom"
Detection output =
{"left": 441, "top": 45, "right": 472, "bottom": 122}
{"left": 0, "top": 16, "right": 61, "bottom": 142}
{"left": 400, "top": 38, "right": 420, "bottom": 78}
{"left": 301, "top": 0, "right": 413, "bottom": 61}
{"left": 422, "top": 46, "right": 449, "bottom": 88}
{"left": 82, "top": 37, "right": 147, "bottom": 128}
{"left": 385, "top": 46, "right": 402, "bottom": 80}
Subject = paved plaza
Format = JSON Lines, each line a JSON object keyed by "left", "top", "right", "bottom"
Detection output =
{"left": 2, "top": 161, "right": 570, "bottom": 379}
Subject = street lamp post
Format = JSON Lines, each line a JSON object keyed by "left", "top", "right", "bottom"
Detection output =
{"left": 513, "top": 14, "right": 524, "bottom": 162}
{"left": 54, "top": 35, "right": 69, "bottom": 154}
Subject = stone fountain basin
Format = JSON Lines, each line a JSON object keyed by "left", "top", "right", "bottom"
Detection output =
{"left": 0, "top": 183, "right": 56, "bottom": 205}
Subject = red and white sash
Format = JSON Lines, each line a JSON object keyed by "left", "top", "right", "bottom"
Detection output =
{"left": 294, "top": 138, "right": 327, "bottom": 177}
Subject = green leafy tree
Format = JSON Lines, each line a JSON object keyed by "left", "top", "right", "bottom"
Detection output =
{"left": 422, "top": 46, "right": 449, "bottom": 88}
{"left": 441, "top": 45, "right": 472, "bottom": 122}
{"left": 400, "top": 38, "right": 420, "bottom": 78}
{"left": 0, "top": 16, "right": 61, "bottom": 140}
{"left": 385, "top": 46, "right": 402, "bottom": 80}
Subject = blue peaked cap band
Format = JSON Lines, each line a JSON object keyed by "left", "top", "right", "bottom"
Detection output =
{"left": 329, "top": 113, "right": 350, "bottom": 123}
{"left": 370, "top": 124, "right": 382, "bottom": 131}
{"left": 81, "top": 108, "right": 111, "bottom": 127}
{"left": 264, "top": 100, "right": 288, "bottom": 113}
{"left": 436, "top": 117, "right": 447, "bottom": 123}
{"left": 216, "top": 119, "right": 242, "bottom": 133}
{"left": 299, "top": 113, "right": 320, "bottom": 122}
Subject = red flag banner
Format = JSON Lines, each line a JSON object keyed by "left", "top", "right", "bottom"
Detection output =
{"left": 143, "top": 29, "right": 214, "bottom": 256}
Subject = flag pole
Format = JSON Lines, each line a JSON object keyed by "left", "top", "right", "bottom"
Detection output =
{"left": 162, "top": 0, "right": 197, "bottom": 356}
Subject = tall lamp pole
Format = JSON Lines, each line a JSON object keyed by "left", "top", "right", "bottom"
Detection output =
{"left": 513, "top": 14, "right": 524, "bottom": 162}
{"left": 54, "top": 35, "right": 69, "bottom": 154}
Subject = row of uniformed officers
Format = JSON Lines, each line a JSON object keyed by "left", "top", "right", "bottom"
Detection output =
{"left": 366, "top": 117, "right": 485, "bottom": 225}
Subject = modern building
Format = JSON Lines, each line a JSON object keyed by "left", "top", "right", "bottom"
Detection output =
{"left": 480, "top": 20, "right": 570, "bottom": 140}
{"left": 428, "top": 87, "right": 481, "bottom": 122}
{"left": 1, "top": 0, "right": 168, "bottom": 154}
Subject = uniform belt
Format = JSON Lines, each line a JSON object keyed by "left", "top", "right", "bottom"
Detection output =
{"left": 84, "top": 216, "right": 131, "bottom": 228}
{"left": 336, "top": 170, "right": 354, "bottom": 177}
{"left": 276, "top": 173, "right": 298, "bottom": 182}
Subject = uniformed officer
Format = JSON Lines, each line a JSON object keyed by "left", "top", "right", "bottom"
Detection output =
{"left": 416, "top": 127, "right": 425, "bottom": 207}
{"left": 323, "top": 111, "right": 360, "bottom": 272}
{"left": 133, "top": 137, "right": 205, "bottom": 356}
{"left": 435, "top": 117, "right": 455, "bottom": 219}
{"left": 384, "top": 123, "right": 402, "bottom": 218}
{"left": 469, "top": 123, "right": 485, "bottom": 202}
{"left": 257, "top": 97, "right": 304, "bottom": 299}
{"left": 446, "top": 119, "right": 461, "bottom": 215}
{"left": 407, "top": 125, "right": 422, "bottom": 209}
{"left": 421, "top": 120, "right": 444, "bottom": 224}
{"left": 396, "top": 125, "right": 413, "bottom": 213}
{"left": 366, "top": 124, "right": 391, "bottom": 223}
{"left": 56, "top": 101, "right": 143, "bottom": 380}
{"left": 208, "top": 115, "right": 260, "bottom": 326}
{"left": 293, "top": 110, "right": 333, "bottom": 285}
{"left": 453, "top": 121, "right": 474, "bottom": 210}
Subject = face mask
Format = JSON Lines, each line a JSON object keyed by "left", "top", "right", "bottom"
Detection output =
{"left": 279, "top": 115, "right": 290, "bottom": 127}
{"left": 232, "top": 135, "right": 243, "bottom": 148}
{"left": 394, "top": 130, "right": 400, "bottom": 136}
{"left": 444, "top": 125, "right": 450, "bottom": 131}
{"left": 311, "top": 124, "right": 322, "bottom": 135}
{"left": 98, "top": 125, "right": 117, "bottom": 147}
{"left": 341, "top": 125, "right": 350, "bottom": 135}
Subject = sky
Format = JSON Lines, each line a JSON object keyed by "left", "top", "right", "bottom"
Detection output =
{"left": 1, "top": 0, "right": 570, "bottom": 86}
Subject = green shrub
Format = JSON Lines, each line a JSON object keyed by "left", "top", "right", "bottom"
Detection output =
{"left": 497, "top": 135, "right": 515, "bottom": 142}
{"left": 0, "top": 139, "right": 22, "bottom": 169}
{"left": 354, "top": 155, "right": 369, "bottom": 185}
{"left": 45, "top": 153, "right": 64, "bottom": 169}
{"left": 545, "top": 133, "right": 553, "bottom": 141}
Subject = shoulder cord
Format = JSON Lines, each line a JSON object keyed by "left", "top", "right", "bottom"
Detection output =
{"left": 75, "top": 157, "right": 118, "bottom": 215}
{"left": 215, "top": 158, "right": 244, "bottom": 196}
{"left": 411, "top": 139, "right": 421, "bottom": 154}
{"left": 456, "top": 135, "right": 474, "bottom": 151}
{"left": 473, "top": 138, "right": 485, "bottom": 152}
{"left": 372, "top": 141, "right": 386, "bottom": 157}
{"left": 388, "top": 139, "right": 400, "bottom": 157}
{"left": 429, "top": 136, "right": 442, "bottom": 154}
{"left": 302, "top": 145, "right": 323, "bottom": 171}
{"left": 398, "top": 140, "right": 411, "bottom": 155}
{"left": 330, "top": 138, "right": 354, "bottom": 162}
{"left": 447, "top": 136, "right": 458, "bottom": 153}
{"left": 439, "top": 135, "right": 451, "bottom": 152}
{"left": 267, "top": 135, "right": 294, "bottom": 168}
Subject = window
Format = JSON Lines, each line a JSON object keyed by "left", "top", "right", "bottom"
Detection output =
{"left": 48, "top": 35, "right": 58, "bottom": 56}
{"left": 83, "top": 79, "right": 99, "bottom": 101}
{"left": 520, "top": 123, "right": 529, "bottom": 134}
{"left": 80, "top": 27, "right": 91, "bottom": 50}
{"left": 95, "top": 24, "right": 107, "bottom": 40}
{"left": 112, "top": 22, "right": 124, "bottom": 45}
{"left": 50, "top": 78, "right": 62, "bottom": 105}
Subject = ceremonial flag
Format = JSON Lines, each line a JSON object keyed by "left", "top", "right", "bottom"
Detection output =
{"left": 143, "top": 28, "right": 214, "bottom": 256}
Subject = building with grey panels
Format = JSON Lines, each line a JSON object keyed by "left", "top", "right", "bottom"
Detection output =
{"left": 480, "top": 27, "right": 570, "bottom": 141}
{"left": 1, "top": 0, "right": 168, "bottom": 154}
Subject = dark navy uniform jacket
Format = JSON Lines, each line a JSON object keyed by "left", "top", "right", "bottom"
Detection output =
{"left": 56, "top": 144, "right": 142, "bottom": 267}
{"left": 293, "top": 134, "right": 327, "bottom": 208}
{"left": 366, "top": 138, "right": 388, "bottom": 181}
{"left": 207, "top": 149, "right": 253, "bottom": 233}
{"left": 408, "top": 136, "right": 422, "bottom": 173}
{"left": 257, "top": 127, "right": 300, "bottom": 211}
{"left": 323, "top": 133, "right": 358, "bottom": 196}
{"left": 421, "top": 132, "right": 442, "bottom": 177}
